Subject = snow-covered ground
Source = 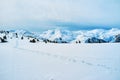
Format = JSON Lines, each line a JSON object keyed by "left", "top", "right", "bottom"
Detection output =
{"left": 0, "top": 40, "right": 120, "bottom": 80}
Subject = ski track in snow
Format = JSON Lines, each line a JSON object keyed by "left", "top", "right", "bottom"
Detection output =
{"left": 15, "top": 46, "right": 119, "bottom": 72}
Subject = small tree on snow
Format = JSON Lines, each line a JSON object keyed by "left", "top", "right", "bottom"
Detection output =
{"left": 3, "top": 35, "right": 7, "bottom": 40}
{"left": 21, "top": 36, "right": 24, "bottom": 40}
{"left": 30, "top": 39, "right": 36, "bottom": 43}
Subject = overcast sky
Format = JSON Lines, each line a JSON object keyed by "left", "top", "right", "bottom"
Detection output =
{"left": 0, "top": 0, "right": 120, "bottom": 31}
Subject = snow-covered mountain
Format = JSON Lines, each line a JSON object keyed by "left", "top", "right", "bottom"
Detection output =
{"left": 39, "top": 28, "right": 120, "bottom": 43}
{"left": 9, "top": 29, "right": 36, "bottom": 38}
{"left": 39, "top": 29, "right": 74, "bottom": 43}
{"left": 73, "top": 28, "right": 120, "bottom": 43}
{"left": 0, "top": 28, "right": 120, "bottom": 43}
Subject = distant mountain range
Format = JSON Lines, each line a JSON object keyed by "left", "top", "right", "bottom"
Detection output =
{"left": 0, "top": 28, "right": 120, "bottom": 43}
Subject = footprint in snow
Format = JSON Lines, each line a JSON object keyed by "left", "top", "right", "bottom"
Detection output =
{"left": 68, "top": 58, "right": 77, "bottom": 63}
{"left": 53, "top": 55, "right": 59, "bottom": 58}
{"left": 97, "top": 64, "right": 111, "bottom": 69}
{"left": 60, "top": 56, "right": 67, "bottom": 60}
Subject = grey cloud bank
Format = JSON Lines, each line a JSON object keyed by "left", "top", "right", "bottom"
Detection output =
{"left": 0, "top": 0, "right": 120, "bottom": 31}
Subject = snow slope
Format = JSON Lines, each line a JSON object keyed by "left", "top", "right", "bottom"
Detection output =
{"left": 0, "top": 41, "right": 120, "bottom": 80}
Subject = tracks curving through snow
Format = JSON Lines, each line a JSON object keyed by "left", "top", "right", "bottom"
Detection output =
{"left": 14, "top": 46, "right": 119, "bottom": 73}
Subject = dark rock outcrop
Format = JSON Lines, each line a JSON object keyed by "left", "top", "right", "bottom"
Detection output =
{"left": 115, "top": 34, "right": 120, "bottom": 42}
{"left": 0, "top": 37, "right": 7, "bottom": 43}
{"left": 85, "top": 37, "right": 106, "bottom": 43}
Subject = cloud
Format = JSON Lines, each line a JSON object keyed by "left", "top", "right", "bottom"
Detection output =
{"left": 0, "top": 0, "right": 120, "bottom": 31}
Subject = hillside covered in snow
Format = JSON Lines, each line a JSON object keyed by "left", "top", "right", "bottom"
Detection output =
{"left": 0, "top": 28, "right": 120, "bottom": 43}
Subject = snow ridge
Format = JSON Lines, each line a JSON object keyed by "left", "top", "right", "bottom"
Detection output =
{"left": 0, "top": 28, "right": 120, "bottom": 43}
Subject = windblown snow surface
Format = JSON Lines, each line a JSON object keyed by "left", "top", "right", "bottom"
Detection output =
{"left": 0, "top": 39, "right": 120, "bottom": 80}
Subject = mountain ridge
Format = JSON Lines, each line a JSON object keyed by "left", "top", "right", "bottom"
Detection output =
{"left": 0, "top": 28, "right": 120, "bottom": 43}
